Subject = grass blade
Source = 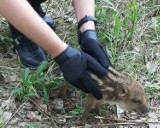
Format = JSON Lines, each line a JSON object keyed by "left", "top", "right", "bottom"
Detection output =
{"left": 36, "top": 61, "right": 48, "bottom": 76}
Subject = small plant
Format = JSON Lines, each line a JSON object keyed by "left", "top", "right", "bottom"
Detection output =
{"left": 151, "top": 17, "right": 160, "bottom": 42}
{"left": 123, "top": 0, "right": 138, "bottom": 41}
{"left": 11, "top": 61, "right": 50, "bottom": 104}
{"left": 112, "top": 14, "right": 120, "bottom": 63}
{"left": 96, "top": 0, "right": 139, "bottom": 65}
{"left": 0, "top": 116, "right": 5, "bottom": 128}
{"left": 68, "top": 106, "right": 83, "bottom": 116}
{"left": 28, "top": 123, "right": 38, "bottom": 128}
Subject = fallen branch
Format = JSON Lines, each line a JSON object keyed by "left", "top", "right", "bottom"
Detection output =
{"left": 0, "top": 66, "right": 19, "bottom": 70}
{"left": 95, "top": 122, "right": 141, "bottom": 126}
{"left": 52, "top": 115, "right": 160, "bottom": 124}
{"left": 149, "top": 106, "right": 160, "bottom": 110}
{"left": 98, "top": 117, "right": 160, "bottom": 124}
{"left": 72, "top": 122, "right": 146, "bottom": 128}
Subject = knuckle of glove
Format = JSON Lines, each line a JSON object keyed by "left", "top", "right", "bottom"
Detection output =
{"left": 81, "top": 37, "right": 112, "bottom": 68}
{"left": 54, "top": 46, "right": 89, "bottom": 91}
{"left": 60, "top": 57, "right": 83, "bottom": 84}
{"left": 81, "top": 38, "right": 99, "bottom": 53}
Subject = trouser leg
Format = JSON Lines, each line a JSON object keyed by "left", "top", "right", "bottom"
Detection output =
{"left": 27, "top": 0, "right": 47, "bottom": 17}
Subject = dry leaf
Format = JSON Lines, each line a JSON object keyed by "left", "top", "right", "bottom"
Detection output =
{"left": 146, "top": 61, "right": 157, "bottom": 73}
{"left": 2, "top": 111, "right": 12, "bottom": 120}
{"left": 53, "top": 98, "right": 63, "bottom": 110}
{"left": 27, "top": 111, "right": 41, "bottom": 121}
{"left": 18, "top": 122, "right": 28, "bottom": 127}
{"left": 36, "top": 99, "right": 48, "bottom": 112}
{"left": 148, "top": 112, "right": 158, "bottom": 121}
{"left": 1, "top": 99, "right": 11, "bottom": 109}
{"left": 148, "top": 123, "right": 160, "bottom": 128}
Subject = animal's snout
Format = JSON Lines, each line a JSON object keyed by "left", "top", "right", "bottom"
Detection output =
{"left": 140, "top": 106, "right": 150, "bottom": 113}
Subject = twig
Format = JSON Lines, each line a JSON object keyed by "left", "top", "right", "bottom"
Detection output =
{"left": 72, "top": 122, "right": 145, "bottom": 128}
{"left": 62, "top": 33, "right": 67, "bottom": 42}
{"left": 7, "top": 82, "right": 21, "bottom": 100}
{"left": 0, "top": 66, "right": 19, "bottom": 70}
{"left": 52, "top": 115, "right": 160, "bottom": 124}
{"left": 96, "top": 117, "right": 160, "bottom": 124}
{"left": 1, "top": 99, "right": 28, "bottom": 128}
{"left": 52, "top": 115, "right": 80, "bottom": 119}
{"left": 96, "top": 122, "right": 139, "bottom": 126}
{"left": 29, "top": 98, "right": 58, "bottom": 128}
{"left": 149, "top": 107, "right": 160, "bottom": 110}
{"left": 66, "top": 121, "right": 149, "bottom": 128}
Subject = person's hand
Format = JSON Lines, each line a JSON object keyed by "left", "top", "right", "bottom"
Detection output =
{"left": 78, "top": 30, "right": 112, "bottom": 69}
{"left": 54, "top": 46, "right": 107, "bottom": 100}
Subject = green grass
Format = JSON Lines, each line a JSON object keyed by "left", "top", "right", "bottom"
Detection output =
{"left": 28, "top": 123, "right": 38, "bottom": 128}
{"left": 0, "top": 0, "right": 159, "bottom": 123}
{"left": 96, "top": 0, "right": 141, "bottom": 64}
{"left": 0, "top": 116, "right": 5, "bottom": 128}
{"left": 11, "top": 61, "right": 64, "bottom": 104}
{"left": 15, "top": 0, "right": 160, "bottom": 116}
{"left": 95, "top": 0, "right": 160, "bottom": 103}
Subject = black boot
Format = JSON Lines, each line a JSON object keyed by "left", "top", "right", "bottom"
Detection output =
{"left": 32, "top": 4, "right": 56, "bottom": 29}
{"left": 9, "top": 1, "right": 56, "bottom": 68}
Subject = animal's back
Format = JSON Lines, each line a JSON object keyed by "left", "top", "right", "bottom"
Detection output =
{"left": 82, "top": 66, "right": 149, "bottom": 119}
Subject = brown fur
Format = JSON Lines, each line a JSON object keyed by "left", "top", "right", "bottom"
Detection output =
{"left": 82, "top": 66, "right": 149, "bottom": 119}
{"left": 61, "top": 66, "right": 149, "bottom": 120}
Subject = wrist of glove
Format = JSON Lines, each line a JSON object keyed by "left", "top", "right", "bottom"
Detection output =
{"left": 77, "top": 15, "right": 112, "bottom": 68}
{"left": 78, "top": 29, "right": 112, "bottom": 68}
{"left": 54, "top": 46, "right": 107, "bottom": 100}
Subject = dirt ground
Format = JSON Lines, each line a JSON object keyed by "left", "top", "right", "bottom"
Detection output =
{"left": 0, "top": 0, "right": 160, "bottom": 128}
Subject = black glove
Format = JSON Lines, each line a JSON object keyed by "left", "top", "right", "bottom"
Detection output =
{"left": 54, "top": 46, "right": 107, "bottom": 100}
{"left": 78, "top": 30, "right": 112, "bottom": 69}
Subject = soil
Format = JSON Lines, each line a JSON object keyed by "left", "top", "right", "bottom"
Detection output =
{"left": 0, "top": 0, "right": 160, "bottom": 128}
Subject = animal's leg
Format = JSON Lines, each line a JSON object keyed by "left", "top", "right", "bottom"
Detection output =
{"left": 82, "top": 94, "right": 96, "bottom": 120}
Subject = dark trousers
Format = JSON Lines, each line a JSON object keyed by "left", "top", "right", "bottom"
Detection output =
{"left": 28, "top": 0, "right": 48, "bottom": 17}
{"left": 28, "top": 0, "right": 47, "bottom": 7}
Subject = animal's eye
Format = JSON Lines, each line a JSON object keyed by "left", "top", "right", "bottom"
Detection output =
{"left": 131, "top": 99, "right": 142, "bottom": 104}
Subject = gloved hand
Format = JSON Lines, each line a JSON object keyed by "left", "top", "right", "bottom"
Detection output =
{"left": 78, "top": 30, "right": 112, "bottom": 69}
{"left": 54, "top": 46, "right": 107, "bottom": 100}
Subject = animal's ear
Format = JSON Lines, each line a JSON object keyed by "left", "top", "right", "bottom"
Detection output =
{"left": 116, "top": 83, "right": 129, "bottom": 98}
{"left": 107, "top": 67, "right": 124, "bottom": 82}
{"left": 108, "top": 67, "right": 123, "bottom": 77}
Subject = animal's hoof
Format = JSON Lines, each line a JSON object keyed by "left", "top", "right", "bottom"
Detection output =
{"left": 81, "top": 114, "right": 87, "bottom": 122}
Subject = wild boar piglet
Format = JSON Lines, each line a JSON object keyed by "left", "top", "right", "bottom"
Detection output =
{"left": 82, "top": 66, "right": 149, "bottom": 119}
